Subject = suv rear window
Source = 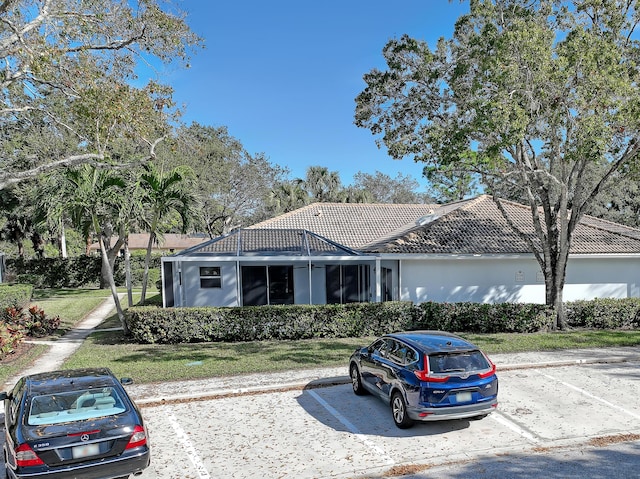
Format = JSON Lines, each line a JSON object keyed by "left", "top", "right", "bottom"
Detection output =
{"left": 28, "top": 388, "right": 126, "bottom": 425}
{"left": 428, "top": 351, "right": 490, "bottom": 374}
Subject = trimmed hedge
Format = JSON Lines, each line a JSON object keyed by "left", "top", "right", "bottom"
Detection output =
{"left": 126, "top": 302, "right": 416, "bottom": 344}
{"left": 0, "top": 283, "right": 33, "bottom": 310}
{"left": 6, "top": 255, "right": 162, "bottom": 289}
{"left": 125, "top": 298, "right": 640, "bottom": 345}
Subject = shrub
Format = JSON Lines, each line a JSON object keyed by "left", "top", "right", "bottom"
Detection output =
{"left": 0, "top": 322, "right": 23, "bottom": 359}
{"left": 1, "top": 305, "right": 61, "bottom": 338}
{"left": 6, "top": 255, "right": 162, "bottom": 289}
{"left": 124, "top": 297, "right": 638, "bottom": 345}
{"left": 0, "top": 283, "right": 33, "bottom": 310}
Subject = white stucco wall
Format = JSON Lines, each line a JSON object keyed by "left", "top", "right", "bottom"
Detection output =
{"left": 398, "top": 255, "right": 640, "bottom": 304}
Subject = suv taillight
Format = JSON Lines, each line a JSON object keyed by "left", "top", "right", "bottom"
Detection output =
{"left": 414, "top": 356, "right": 450, "bottom": 383}
{"left": 125, "top": 425, "right": 147, "bottom": 449}
{"left": 478, "top": 357, "right": 497, "bottom": 378}
{"left": 15, "top": 443, "right": 45, "bottom": 467}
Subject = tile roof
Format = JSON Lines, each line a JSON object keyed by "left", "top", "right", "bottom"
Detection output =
{"left": 90, "top": 233, "right": 208, "bottom": 251}
{"left": 173, "top": 229, "right": 363, "bottom": 257}
{"left": 248, "top": 196, "right": 640, "bottom": 256}
{"left": 250, "top": 202, "right": 441, "bottom": 249}
{"left": 363, "top": 196, "right": 640, "bottom": 254}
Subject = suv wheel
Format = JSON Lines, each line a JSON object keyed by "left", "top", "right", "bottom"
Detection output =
{"left": 391, "top": 391, "right": 413, "bottom": 429}
{"left": 350, "top": 364, "right": 367, "bottom": 396}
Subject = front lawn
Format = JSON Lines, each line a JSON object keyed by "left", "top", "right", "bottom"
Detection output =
{"left": 61, "top": 328, "right": 640, "bottom": 384}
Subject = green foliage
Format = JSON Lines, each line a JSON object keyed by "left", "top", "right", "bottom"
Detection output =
{"left": 2, "top": 305, "right": 61, "bottom": 337}
{"left": 565, "top": 298, "right": 640, "bottom": 329}
{"left": 7, "top": 255, "right": 161, "bottom": 288}
{"left": 0, "top": 283, "right": 33, "bottom": 310}
{"left": 412, "top": 302, "right": 553, "bottom": 333}
{"left": 0, "top": 322, "right": 23, "bottom": 359}
{"left": 126, "top": 302, "right": 416, "bottom": 344}
{"left": 126, "top": 298, "right": 640, "bottom": 345}
{"left": 354, "top": 1, "right": 640, "bottom": 328}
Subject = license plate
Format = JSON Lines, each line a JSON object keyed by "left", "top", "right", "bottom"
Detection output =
{"left": 456, "top": 392, "right": 472, "bottom": 403}
{"left": 72, "top": 443, "right": 99, "bottom": 459}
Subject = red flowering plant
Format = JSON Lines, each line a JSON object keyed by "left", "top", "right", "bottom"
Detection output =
{"left": 1, "top": 305, "right": 61, "bottom": 338}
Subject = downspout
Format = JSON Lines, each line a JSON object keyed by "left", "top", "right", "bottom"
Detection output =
{"left": 303, "top": 231, "right": 312, "bottom": 304}
{"left": 236, "top": 230, "right": 242, "bottom": 307}
{"left": 375, "top": 257, "right": 381, "bottom": 303}
{"left": 178, "top": 260, "right": 185, "bottom": 307}
{"left": 398, "top": 261, "right": 402, "bottom": 301}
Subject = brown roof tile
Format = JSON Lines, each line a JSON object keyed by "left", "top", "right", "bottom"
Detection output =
{"left": 363, "top": 196, "right": 640, "bottom": 254}
{"left": 250, "top": 202, "right": 440, "bottom": 249}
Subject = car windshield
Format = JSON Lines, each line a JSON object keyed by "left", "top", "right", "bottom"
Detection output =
{"left": 428, "top": 351, "right": 490, "bottom": 374}
{"left": 28, "top": 387, "right": 127, "bottom": 426}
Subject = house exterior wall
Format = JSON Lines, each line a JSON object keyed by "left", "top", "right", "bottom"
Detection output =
{"left": 173, "top": 261, "right": 240, "bottom": 307}
{"left": 398, "top": 255, "right": 640, "bottom": 304}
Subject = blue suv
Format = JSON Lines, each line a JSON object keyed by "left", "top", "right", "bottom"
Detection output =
{"left": 349, "top": 331, "right": 498, "bottom": 428}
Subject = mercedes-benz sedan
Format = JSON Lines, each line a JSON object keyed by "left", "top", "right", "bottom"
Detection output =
{"left": 349, "top": 331, "right": 498, "bottom": 428}
{"left": 1, "top": 368, "right": 150, "bottom": 479}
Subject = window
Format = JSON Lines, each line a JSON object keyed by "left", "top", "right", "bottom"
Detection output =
{"left": 326, "top": 264, "right": 370, "bottom": 304}
{"left": 381, "top": 267, "right": 393, "bottom": 301}
{"left": 241, "top": 265, "right": 294, "bottom": 306}
{"left": 28, "top": 388, "right": 126, "bottom": 426}
{"left": 200, "top": 266, "right": 221, "bottom": 288}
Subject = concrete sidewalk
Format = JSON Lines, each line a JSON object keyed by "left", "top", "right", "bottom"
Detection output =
{"left": 4, "top": 295, "right": 640, "bottom": 405}
{"left": 2, "top": 295, "right": 120, "bottom": 391}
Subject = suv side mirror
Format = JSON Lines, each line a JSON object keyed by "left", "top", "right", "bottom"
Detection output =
{"left": 120, "top": 377, "right": 133, "bottom": 386}
{"left": 0, "top": 391, "right": 8, "bottom": 401}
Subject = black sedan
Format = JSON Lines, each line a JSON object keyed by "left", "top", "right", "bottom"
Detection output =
{"left": 1, "top": 368, "right": 150, "bottom": 479}
{"left": 349, "top": 331, "right": 498, "bottom": 428}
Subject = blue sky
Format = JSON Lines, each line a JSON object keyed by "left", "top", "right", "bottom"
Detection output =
{"left": 164, "top": 1, "right": 469, "bottom": 190}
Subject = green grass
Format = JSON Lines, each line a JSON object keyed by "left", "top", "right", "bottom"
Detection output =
{"left": 60, "top": 329, "right": 640, "bottom": 385}
{"left": 62, "top": 332, "right": 372, "bottom": 383}
{"left": 460, "top": 330, "right": 640, "bottom": 352}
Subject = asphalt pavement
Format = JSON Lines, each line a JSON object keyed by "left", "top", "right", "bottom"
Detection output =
{"left": 5, "top": 296, "right": 640, "bottom": 406}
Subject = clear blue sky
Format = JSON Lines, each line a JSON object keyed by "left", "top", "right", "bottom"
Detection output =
{"left": 164, "top": 1, "right": 469, "bottom": 189}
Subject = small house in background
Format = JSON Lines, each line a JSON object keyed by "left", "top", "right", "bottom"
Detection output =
{"left": 161, "top": 196, "right": 640, "bottom": 308}
{"left": 90, "top": 233, "right": 209, "bottom": 256}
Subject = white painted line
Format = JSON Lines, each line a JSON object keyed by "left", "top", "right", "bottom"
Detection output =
{"left": 163, "top": 406, "right": 212, "bottom": 479}
{"left": 538, "top": 371, "right": 640, "bottom": 420}
{"left": 307, "top": 390, "right": 395, "bottom": 466}
{"left": 490, "top": 412, "right": 540, "bottom": 443}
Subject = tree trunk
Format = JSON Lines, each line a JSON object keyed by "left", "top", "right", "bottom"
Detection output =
{"left": 140, "top": 232, "right": 155, "bottom": 304}
{"left": 59, "top": 219, "right": 67, "bottom": 258}
{"left": 99, "top": 234, "right": 128, "bottom": 335}
{"left": 124, "top": 236, "right": 133, "bottom": 307}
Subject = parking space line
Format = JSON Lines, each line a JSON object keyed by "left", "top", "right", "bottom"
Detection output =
{"left": 307, "top": 390, "right": 395, "bottom": 466}
{"left": 537, "top": 371, "right": 640, "bottom": 420}
{"left": 163, "top": 406, "right": 212, "bottom": 479}
{"left": 490, "top": 412, "right": 540, "bottom": 444}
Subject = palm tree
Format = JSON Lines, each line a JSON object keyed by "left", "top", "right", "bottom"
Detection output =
{"left": 63, "top": 165, "right": 130, "bottom": 333}
{"left": 138, "top": 162, "right": 197, "bottom": 304}
{"left": 302, "top": 166, "right": 342, "bottom": 202}
{"left": 267, "top": 181, "right": 309, "bottom": 214}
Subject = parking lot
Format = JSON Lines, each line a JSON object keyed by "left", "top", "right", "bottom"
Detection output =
{"left": 132, "top": 360, "right": 640, "bottom": 478}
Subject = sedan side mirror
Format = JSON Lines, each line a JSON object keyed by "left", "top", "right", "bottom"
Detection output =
{"left": 0, "top": 391, "right": 8, "bottom": 401}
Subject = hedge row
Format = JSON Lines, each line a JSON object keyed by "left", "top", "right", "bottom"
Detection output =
{"left": 126, "top": 298, "right": 640, "bottom": 345}
{"left": 0, "top": 283, "right": 33, "bottom": 310}
{"left": 6, "top": 255, "right": 161, "bottom": 289}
